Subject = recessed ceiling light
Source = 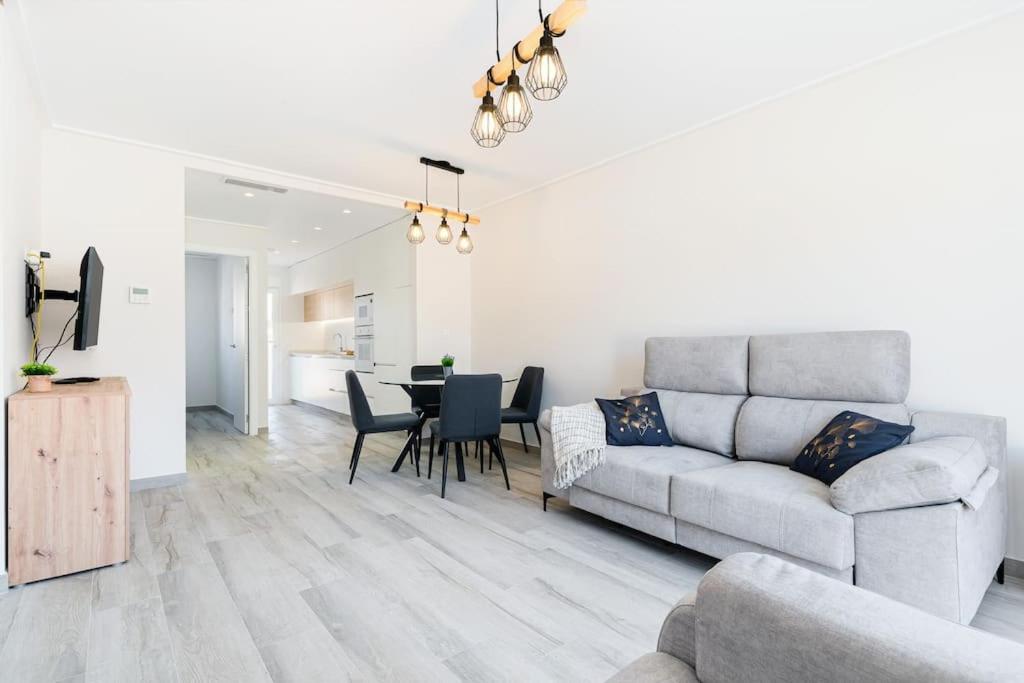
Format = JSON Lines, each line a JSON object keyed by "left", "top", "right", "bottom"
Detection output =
{"left": 313, "top": 226, "right": 323, "bottom": 231}
{"left": 342, "top": 209, "right": 352, "bottom": 214}
{"left": 290, "top": 239, "right": 300, "bottom": 244}
{"left": 244, "top": 192, "right": 255, "bottom": 198}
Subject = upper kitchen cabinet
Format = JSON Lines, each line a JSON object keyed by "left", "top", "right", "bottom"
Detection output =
{"left": 303, "top": 284, "right": 354, "bottom": 322}
{"left": 354, "top": 222, "right": 414, "bottom": 295}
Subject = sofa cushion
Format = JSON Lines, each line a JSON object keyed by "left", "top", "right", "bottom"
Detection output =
{"left": 830, "top": 436, "right": 987, "bottom": 514}
{"left": 644, "top": 336, "right": 749, "bottom": 395}
{"left": 735, "top": 396, "right": 910, "bottom": 465}
{"left": 670, "top": 461, "right": 854, "bottom": 570}
{"left": 791, "top": 411, "right": 915, "bottom": 485}
{"left": 655, "top": 390, "right": 747, "bottom": 456}
{"left": 596, "top": 393, "right": 673, "bottom": 447}
{"left": 573, "top": 445, "right": 732, "bottom": 515}
{"left": 748, "top": 330, "right": 911, "bottom": 403}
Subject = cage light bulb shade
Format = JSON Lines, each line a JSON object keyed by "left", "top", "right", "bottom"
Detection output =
{"left": 436, "top": 218, "right": 453, "bottom": 245}
{"left": 525, "top": 34, "right": 567, "bottom": 101}
{"left": 471, "top": 93, "right": 506, "bottom": 148}
{"left": 497, "top": 71, "right": 533, "bottom": 133}
{"left": 406, "top": 215, "right": 425, "bottom": 244}
{"left": 456, "top": 227, "right": 474, "bottom": 255}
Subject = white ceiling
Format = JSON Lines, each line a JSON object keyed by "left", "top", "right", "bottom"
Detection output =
{"left": 185, "top": 169, "right": 406, "bottom": 266}
{"left": 20, "top": 1, "right": 1023, "bottom": 208}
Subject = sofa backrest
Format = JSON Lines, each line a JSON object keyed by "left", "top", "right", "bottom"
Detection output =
{"left": 643, "top": 331, "right": 913, "bottom": 462}
{"left": 645, "top": 336, "right": 750, "bottom": 455}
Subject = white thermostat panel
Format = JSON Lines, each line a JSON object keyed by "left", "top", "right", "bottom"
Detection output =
{"left": 129, "top": 286, "right": 151, "bottom": 304}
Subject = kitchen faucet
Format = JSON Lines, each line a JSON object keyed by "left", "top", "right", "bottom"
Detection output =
{"left": 334, "top": 332, "right": 345, "bottom": 352}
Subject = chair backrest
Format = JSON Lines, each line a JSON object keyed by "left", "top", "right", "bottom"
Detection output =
{"left": 438, "top": 374, "right": 501, "bottom": 442}
{"left": 345, "top": 370, "right": 374, "bottom": 431}
{"left": 411, "top": 365, "right": 445, "bottom": 380}
{"left": 510, "top": 366, "right": 544, "bottom": 419}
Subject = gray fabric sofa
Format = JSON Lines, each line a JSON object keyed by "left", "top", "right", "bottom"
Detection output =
{"left": 539, "top": 331, "right": 1007, "bottom": 624}
{"left": 609, "top": 553, "right": 1024, "bottom": 683}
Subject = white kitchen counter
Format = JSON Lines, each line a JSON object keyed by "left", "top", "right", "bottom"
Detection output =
{"left": 289, "top": 350, "right": 355, "bottom": 360}
{"left": 289, "top": 353, "right": 357, "bottom": 414}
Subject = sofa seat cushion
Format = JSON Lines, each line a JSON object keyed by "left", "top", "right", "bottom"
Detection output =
{"left": 669, "top": 461, "right": 854, "bottom": 570}
{"left": 573, "top": 445, "right": 733, "bottom": 515}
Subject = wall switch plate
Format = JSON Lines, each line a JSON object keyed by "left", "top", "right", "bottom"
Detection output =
{"left": 129, "top": 286, "right": 151, "bottom": 304}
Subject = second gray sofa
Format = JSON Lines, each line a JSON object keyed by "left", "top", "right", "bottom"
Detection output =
{"left": 539, "top": 331, "right": 1007, "bottom": 624}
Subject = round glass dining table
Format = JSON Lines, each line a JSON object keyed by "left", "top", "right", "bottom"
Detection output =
{"left": 377, "top": 373, "right": 518, "bottom": 480}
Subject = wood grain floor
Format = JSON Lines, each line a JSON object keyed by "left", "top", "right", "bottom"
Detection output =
{"left": 0, "top": 403, "right": 1021, "bottom": 682}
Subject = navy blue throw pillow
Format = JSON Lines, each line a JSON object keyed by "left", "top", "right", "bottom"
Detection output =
{"left": 791, "top": 411, "right": 914, "bottom": 485}
{"left": 595, "top": 393, "right": 673, "bottom": 447}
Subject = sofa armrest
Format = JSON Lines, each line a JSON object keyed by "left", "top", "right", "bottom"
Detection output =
{"left": 539, "top": 410, "right": 558, "bottom": 497}
{"left": 829, "top": 436, "right": 987, "bottom": 514}
{"left": 657, "top": 592, "right": 697, "bottom": 667}
{"left": 693, "top": 553, "right": 1024, "bottom": 680}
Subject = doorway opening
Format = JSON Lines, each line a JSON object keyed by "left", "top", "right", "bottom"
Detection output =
{"left": 184, "top": 252, "right": 251, "bottom": 435}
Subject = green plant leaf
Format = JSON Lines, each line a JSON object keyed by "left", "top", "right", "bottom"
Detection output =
{"left": 21, "top": 362, "right": 58, "bottom": 376}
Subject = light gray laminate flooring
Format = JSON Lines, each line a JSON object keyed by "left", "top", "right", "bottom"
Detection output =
{"left": 0, "top": 404, "right": 1021, "bottom": 682}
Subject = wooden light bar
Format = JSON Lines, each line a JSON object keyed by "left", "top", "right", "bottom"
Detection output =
{"left": 472, "top": 0, "right": 587, "bottom": 99}
{"left": 404, "top": 201, "right": 480, "bottom": 226}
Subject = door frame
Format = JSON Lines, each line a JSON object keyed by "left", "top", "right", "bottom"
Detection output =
{"left": 184, "top": 243, "right": 259, "bottom": 437}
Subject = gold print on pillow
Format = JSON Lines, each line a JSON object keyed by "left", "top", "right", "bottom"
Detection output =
{"left": 619, "top": 396, "right": 662, "bottom": 436}
{"left": 801, "top": 413, "right": 880, "bottom": 469}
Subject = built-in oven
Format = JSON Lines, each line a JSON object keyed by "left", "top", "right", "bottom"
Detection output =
{"left": 355, "top": 293, "right": 374, "bottom": 326}
{"left": 354, "top": 324, "right": 374, "bottom": 373}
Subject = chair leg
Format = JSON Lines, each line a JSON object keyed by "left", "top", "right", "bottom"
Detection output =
{"left": 997, "top": 560, "right": 1006, "bottom": 585}
{"left": 488, "top": 441, "right": 493, "bottom": 471}
{"left": 534, "top": 422, "right": 542, "bottom": 448}
{"left": 429, "top": 436, "right": 436, "bottom": 479}
{"left": 491, "top": 437, "right": 510, "bottom": 491}
{"left": 441, "top": 441, "right": 450, "bottom": 499}
{"left": 348, "top": 433, "right": 365, "bottom": 485}
{"left": 478, "top": 440, "right": 484, "bottom": 473}
{"left": 519, "top": 423, "right": 529, "bottom": 453}
{"left": 409, "top": 430, "right": 421, "bottom": 478}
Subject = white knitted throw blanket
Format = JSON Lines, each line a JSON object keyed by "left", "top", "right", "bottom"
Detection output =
{"left": 551, "top": 403, "right": 606, "bottom": 489}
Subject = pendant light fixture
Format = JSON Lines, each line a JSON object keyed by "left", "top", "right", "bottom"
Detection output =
{"left": 406, "top": 215, "right": 425, "bottom": 244}
{"left": 525, "top": 6, "right": 568, "bottom": 100}
{"left": 436, "top": 213, "right": 453, "bottom": 245}
{"left": 404, "top": 158, "right": 481, "bottom": 253}
{"left": 470, "top": 0, "right": 586, "bottom": 147}
{"left": 407, "top": 164, "right": 429, "bottom": 244}
{"left": 456, "top": 223, "right": 474, "bottom": 254}
{"left": 470, "top": 91, "right": 505, "bottom": 148}
{"left": 498, "top": 63, "right": 533, "bottom": 132}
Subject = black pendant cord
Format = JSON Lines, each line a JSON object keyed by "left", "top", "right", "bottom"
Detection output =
{"left": 538, "top": 0, "right": 566, "bottom": 37}
{"left": 424, "top": 164, "right": 429, "bottom": 206}
{"left": 495, "top": 0, "right": 501, "bottom": 63}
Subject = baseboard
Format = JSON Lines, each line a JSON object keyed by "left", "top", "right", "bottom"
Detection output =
{"left": 186, "top": 405, "right": 233, "bottom": 418}
{"left": 131, "top": 472, "right": 188, "bottom": 492}
{"left": 1006, "top": 557, "right": 1024, "bottom": 580}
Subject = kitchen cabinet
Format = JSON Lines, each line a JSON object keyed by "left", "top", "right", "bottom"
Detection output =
{"left": 369, "top": 285, "right": 415, "bottom": 414}
{"left": 303, "top": 285, "right": 354, "bottom": 322}
{"left": 289, "top": 355, "right": 359, "bottom": 413}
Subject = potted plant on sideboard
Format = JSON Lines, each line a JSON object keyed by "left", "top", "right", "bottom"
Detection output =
{"left": 21, "top": 362, "right": 58, "bottom": 393}
{"left": 441, "top": 354, "right": 455, "bottom": 378}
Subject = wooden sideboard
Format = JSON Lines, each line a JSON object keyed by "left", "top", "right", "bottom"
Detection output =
{"left": 6, "top": 377, "right": 131, "bottom": 586}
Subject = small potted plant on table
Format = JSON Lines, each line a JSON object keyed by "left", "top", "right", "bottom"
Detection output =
{"left": 21, "top": 362, "right": 58, "bottom": 393}
{"left": 441, "top": 354, "right": 455, "bottom": 378}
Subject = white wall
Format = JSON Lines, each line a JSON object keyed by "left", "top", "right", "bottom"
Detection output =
{"left": 184, "top": 255, "right": 218, "bottom": 406}
{"left": 0, "top": 0, "right": 45, "bottom": 577}
{"left": 471, "top": 16, "right": 1024, "bottom": 558}
{"left": 39, "top": 129, "right": 400, "bottom": 482}
{"left": 416, "top": 240, "right": 471, "bottom": 370}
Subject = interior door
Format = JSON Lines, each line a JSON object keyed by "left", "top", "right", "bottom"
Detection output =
{"left": 232, "top": 258, "right": 250, "bottom": 434}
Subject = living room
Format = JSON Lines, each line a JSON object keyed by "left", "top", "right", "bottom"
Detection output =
{"left": 1, "top": 1, "right": 1023, "bottom": 681}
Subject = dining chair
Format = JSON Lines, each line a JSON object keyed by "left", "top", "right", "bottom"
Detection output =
{"left": 410, "top": 364, "right": 444, "bottom": 456}
{"left": 345, "top": 370, "right": 421, "bottom": 485}
{"left": 500, "top": 366, "right": 545, "bottom": 453}
{"left": 427, "top": 374, "right": 509, "bottom": 498}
